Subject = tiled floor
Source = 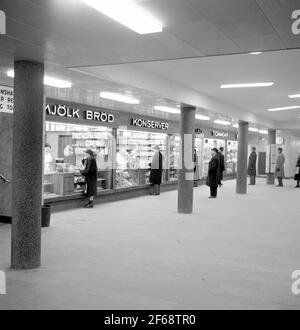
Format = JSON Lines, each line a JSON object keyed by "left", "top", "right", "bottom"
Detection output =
{"left": 1, "top": 179, "right": 300, "bottom": 310}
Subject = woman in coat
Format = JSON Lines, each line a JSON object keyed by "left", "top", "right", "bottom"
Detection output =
{"left": 218, "top": 147, "right": 225, "bottom": 187}
{"left": 81, "top": 149, "right": 98, "bottom": 208}
{"left": 247, "top": 147, "right": 257, "bottom": 185}
{"left": 149, "top": 145, "right": 163, "bottom": 195}
{"left": 206, "top": 148, "right": 220, "bottom": 199}
{"left": 296, "top": 151, "right": 300, "bottom": 188}
{"left": 275, "top": 147, "right": 285, "bottom": 187}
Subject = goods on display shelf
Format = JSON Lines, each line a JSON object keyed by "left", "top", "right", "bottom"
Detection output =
{"left": 116, "top": 129, "right": 167, "bottom": 188}
{"left": 203, "top": 138, "right": 226, "bottom": 177}
{"left": 227, "top": 140, "right": 238, "bottom": 174}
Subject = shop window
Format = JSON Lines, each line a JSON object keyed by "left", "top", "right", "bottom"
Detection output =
{"left": 117, "top": 129, "right": 167, "bottom": 188}
{"left": 227, "top": 140, "right": 238, "bottom": 174}
{"left": 44, "top": 122, "right": 113, "bottom": 198}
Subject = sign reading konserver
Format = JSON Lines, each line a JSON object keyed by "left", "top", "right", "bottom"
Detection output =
{"left": 0, "top": 85, "right": 14, "bottom": 114}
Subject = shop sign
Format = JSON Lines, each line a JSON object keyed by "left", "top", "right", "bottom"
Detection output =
{"left": 211, "top": 130, "right": 229, "bottom": 138}
{"left": 266, "top": 144, "right": 277, "bottom": 173}
{"left": 132, "top": 118, "right": 169, "bottom": 131}
{"left": 46, "top": 104, "right": 115, "bottom": 123}
{"left": 195, "top": 128, "right": 204, "bottom": 136}
{"left": 0, "top": 86, "right": 13, "bottom": 114}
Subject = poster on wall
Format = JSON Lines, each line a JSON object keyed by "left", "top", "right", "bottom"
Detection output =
{"left": 0, "top": 85, "right": 13, "bottom": 114}
{"left": 266, "top": 144, "right": 277, "bottom": 173}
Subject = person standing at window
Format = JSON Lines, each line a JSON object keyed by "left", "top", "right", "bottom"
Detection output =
{"left": 218, "top": 147, "right": 225, "bottom": 187}
{"left": 247, "top": 147, "right": 257, "bottom": 186}
{"left": 81, "top": 149, "right": 98, "bottom": 208}
{"left": 206, "top": 148, "right": 220, "bottom": 199}
{"left": 295, "top": 151, "right": 300, "bottom": 188}
{"left": 149, "top": 145, "right": 163, "bottom": 195}
{"left": 275, "top": 147, "right": 285, "bottom": 187}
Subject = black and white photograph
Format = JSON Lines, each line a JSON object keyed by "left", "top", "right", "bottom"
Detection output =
{"left": 1, "top": 0, "right": 300, "bottom": 316}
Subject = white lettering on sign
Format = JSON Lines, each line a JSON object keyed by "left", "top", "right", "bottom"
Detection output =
{"left": 132, "top": 118, "right": 169, "bottom": 131}
{"left": 211, "top": 130, "right": 229, "bottom": 138}
{"left": 0, "top": 86, "right": 14, "bottom": 114}
{"left": 292, "top": 10, "right": 300, "bottom": 35}
{"left": 0, "top": 10, "right": 6, "bottom": 35}
{"left": 45, "top": 104, "right": 115, "bottom": 123}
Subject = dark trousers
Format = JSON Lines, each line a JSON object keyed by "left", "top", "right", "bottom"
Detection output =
{"left": 210, "top": 186, "right": 218, "bottom": 198}
{"left": 250, "top": 176, "right": 256, "bottom": 185}
{"left": 150, "top": 184, "right": 160, "bottom": 195}
{"left": 297, "top": 168, "right": 300, "bottom": 187}
{"left": 277, "top": 177, "right": 283, "bottom": 187}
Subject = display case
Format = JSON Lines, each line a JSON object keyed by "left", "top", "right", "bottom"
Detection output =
{"left": 116, "top": 129, "right": 167, "bottom": 188}
{"left": 169, "top": 134, "right": 180, "bottom": 181}
{"left": 44, "top": 122, "right": 113, "bottom": 198}
{"left": 226, "top": 140, "right": 238, "bottom": 174}
{"left": 202, "top": 138, "right": 226, "bottom": 177}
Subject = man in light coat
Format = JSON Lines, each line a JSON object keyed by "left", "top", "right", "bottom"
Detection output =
{"left": 275, "top": 147, "right": 285, "bottom": 187}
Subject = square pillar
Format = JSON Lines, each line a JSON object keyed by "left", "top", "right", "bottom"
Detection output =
{"left": 11, "top": 60, "right": 45, "bottom": 270}
{"left": 178, "top": 104, "right": 196, "bottom": 214}
{"left": 236, "top": 121, "right": 249, "bottom": 194}
{"left": 267, "top": 129, "right": 276, "bottom": 185}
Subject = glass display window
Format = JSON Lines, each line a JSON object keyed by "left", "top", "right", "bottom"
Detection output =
{"left": 203, "top": 138, "right": 226, "bottom": 177}
{"left": 117, "top": 129, "right": 167, "bottom": 188}
{"left": 44, "top": 122, "right": 113, "bottom": 198}
{"left": 195, "top": 135, "right": 204, "bottom": 179}
{"left": 227, "top": 140, "right": 238, "bottom": 174}
{"left": 169, "top": 134, "right": 180, "bottom": 181}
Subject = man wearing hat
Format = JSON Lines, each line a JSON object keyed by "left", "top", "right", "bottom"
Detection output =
{"left": 206, "top": 148, "right": 220, "bottom": 199}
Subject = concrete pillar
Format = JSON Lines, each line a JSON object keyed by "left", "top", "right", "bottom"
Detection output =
{"left": 11, "top": 61, "right": 45, "bottom": 270}
{"left": 178, "top": 104, "right": 196, "bottom": 214}
{"left": 267, "top": 129, "right": 276, "bottom": 185}
{"left": 236, "top": 120, "right": 249, "bottom": 194}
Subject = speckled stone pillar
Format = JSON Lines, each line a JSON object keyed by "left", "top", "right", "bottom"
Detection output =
{"left": 267, "top": 129, "right": 276, "bottom": 185}
{"left": 11, "top": 61, "right": 44, "bottom": 270}
{"left": 236, "top": 121, "right": 249, "bottom": 194}
{"left": 178, "top": 104, "right": 195, "bottom": 214}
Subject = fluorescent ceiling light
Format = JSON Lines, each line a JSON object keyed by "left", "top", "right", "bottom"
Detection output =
{"left": 81, "top": 0, "right": 163, "bottom": 34}
{"left": 154, "top": 106, "right": 180, "bottom": 114}
{"left": 250, "top": 52, "right": 262, "bottom": 55}
{"left": 214, "top": 119, "right": 231, "bottom": 126}
{"left": 289, "top": 94, "right": 300, "bottom": 99}
{"left": 232, "top": 124, "right": 238, "bottom": 128}
{"left": 259, "top": 130, "right": 268, "bottom": 135}
{"left": 249, "top": 127, "right": 259, "bottom": 132}
{"left": 100, "top": 92, "right": 140, "bottom": 104}
{"left": 196, "top": 114, "right": 210, "bottom": 121}
{"left": 267, "top": 105, "right": 300, "bottom": 112}
{"left": 221, "top": 82, "right": 274, "bottom": 89}
{"left": 7, "top": 70, "right": 72, "bottom": 88}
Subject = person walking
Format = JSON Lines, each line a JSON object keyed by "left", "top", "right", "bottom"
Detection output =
{"left": 295, "top": 151, "right": 300, "bottom": 188}
{"left": 275, "top": 147, "right": 285, "bottom": 187}
{"left": 81, "top": 149, "right": 98, "bottom": 208}
{"left": 218, "top": 146, "right": 225, "bottom": 187}
{"left": 247, "top": 147, "right": 257, "bottom": 185}
{"left": 149, "top": 145, "right": 163, "bottom": 195}
{"left": 206, "top": 148, "right": 220, "bottom": 199}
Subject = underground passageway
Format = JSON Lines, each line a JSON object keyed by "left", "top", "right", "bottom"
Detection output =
{"left": 0, "top": 179, "right": 300, "bottom": 310}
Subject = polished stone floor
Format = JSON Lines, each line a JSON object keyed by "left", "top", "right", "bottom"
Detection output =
{"left": 0, "top": 179, "right": 300, "bottom": 310}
